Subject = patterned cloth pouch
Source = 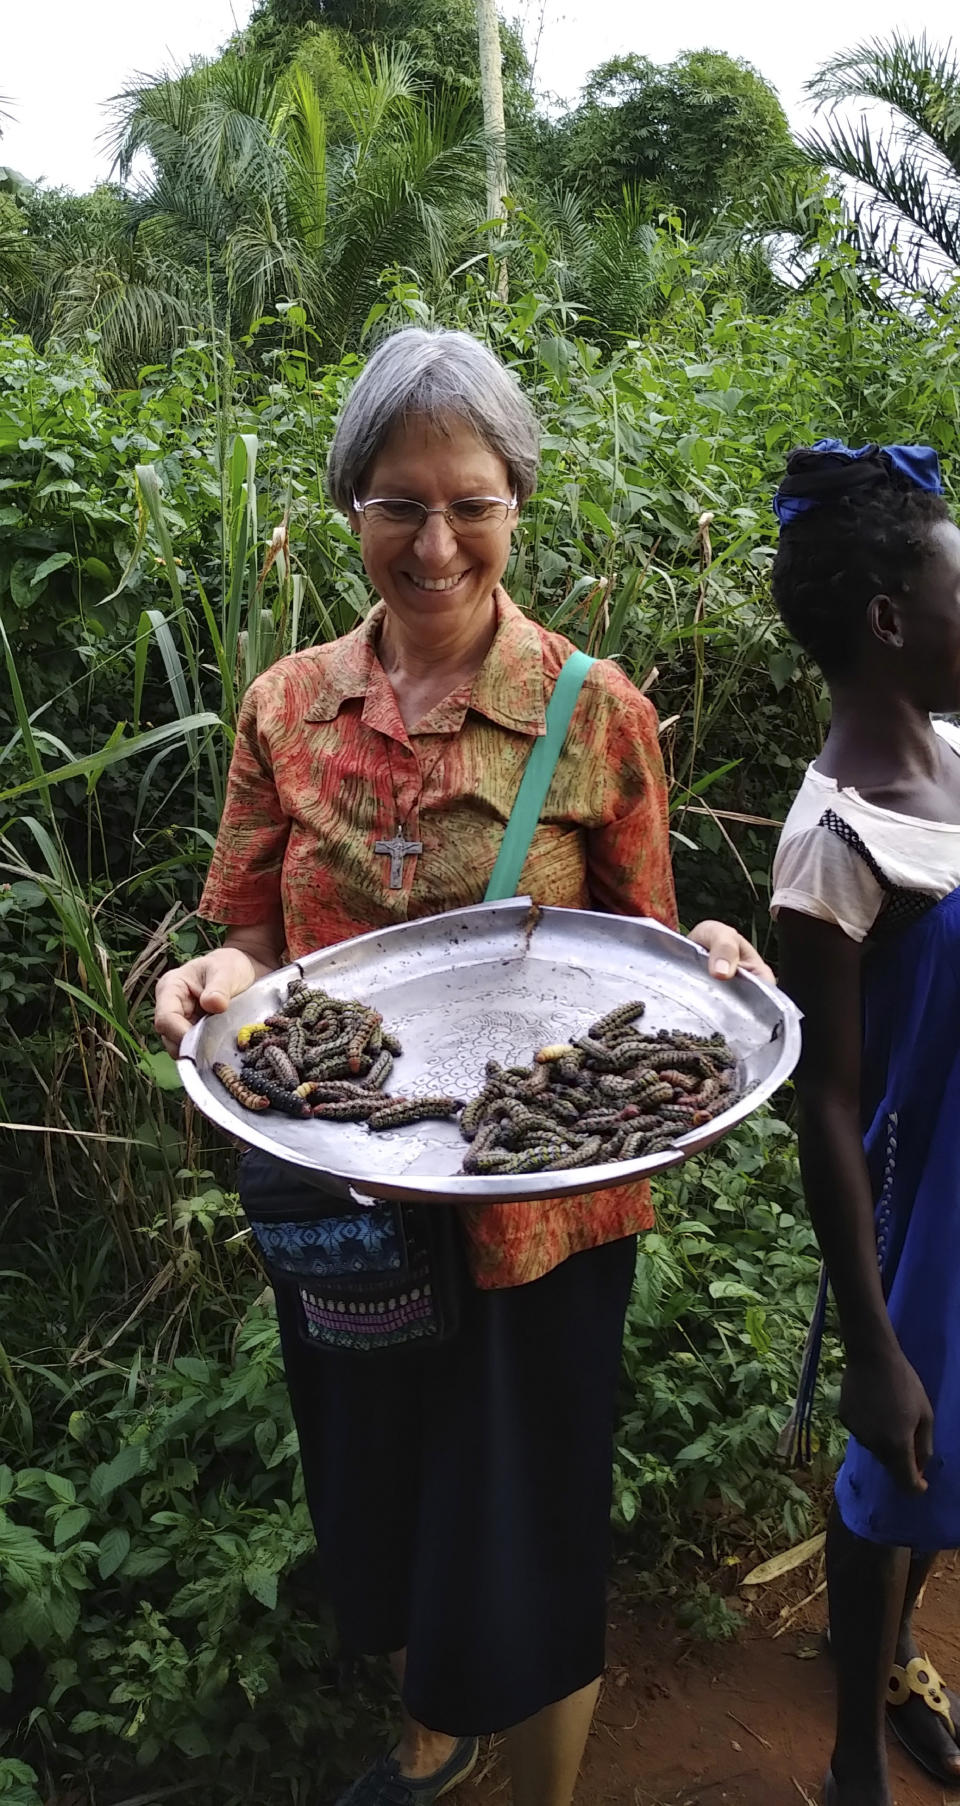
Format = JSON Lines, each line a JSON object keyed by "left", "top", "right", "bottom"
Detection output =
{"left": 237, "top": 1149, "right": 464, "bottom": 1353}
{"left": 253, "top": 1209, "right": 404, "bottom": 1280}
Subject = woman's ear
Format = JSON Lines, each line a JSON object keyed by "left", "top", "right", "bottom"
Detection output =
{"left": 868, "top": 592, "right": 904, "bottom": 650}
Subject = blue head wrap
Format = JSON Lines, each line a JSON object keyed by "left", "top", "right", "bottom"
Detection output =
{"left": 773, "top": 438, "right": 944, "bottom": 528}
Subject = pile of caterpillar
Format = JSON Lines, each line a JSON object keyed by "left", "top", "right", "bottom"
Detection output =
{"left": 212, "top": 979, "right": 461, "bottom": 1129}
{"left": 455, "top": 998, "right": 740, "bottom": 1175}
{"left": 212, "top": 985, "right": 740, "bottom": 1171}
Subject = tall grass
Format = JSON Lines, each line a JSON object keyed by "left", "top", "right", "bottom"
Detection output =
{"left": 0, "top": 378, "right": 346, "bottom": 1271}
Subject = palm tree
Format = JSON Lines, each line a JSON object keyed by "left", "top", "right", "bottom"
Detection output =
{"left": 524, "top": 185, "right": 686, "bottom": 340}
{"left": 804, "top": 32, "right": 960, "bottom": 289}
{"left": 0, "top": 49, "right": 488, "bottom": 383}
{"left": 0, "top": 182, "right": 198, "bottom": 385}
{"left": 515, "top": 170, "right": 835, "bottom": 346}
{"left": 109, "top": 46, "right": 488, "bottom": 356}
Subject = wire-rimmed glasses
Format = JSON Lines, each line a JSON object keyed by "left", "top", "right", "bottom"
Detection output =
{"left": 351, "top": 493, "right": 517, "bottom": 534}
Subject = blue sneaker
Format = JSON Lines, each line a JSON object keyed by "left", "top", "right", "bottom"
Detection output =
{"left": 334, "top": 1737, "right": 479, "bottom": 1804}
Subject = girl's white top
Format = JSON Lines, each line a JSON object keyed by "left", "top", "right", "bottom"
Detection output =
{"left": 771, "top": 720, "right": 960, "bottom": 943}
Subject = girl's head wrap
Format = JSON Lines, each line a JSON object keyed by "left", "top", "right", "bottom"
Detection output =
{"left": 773, "top": 438, "right": 944, "bottom": 528}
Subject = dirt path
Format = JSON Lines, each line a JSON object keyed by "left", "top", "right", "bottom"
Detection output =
{"left": 465, "top": 1553, "right": 960, "bottom": 1806}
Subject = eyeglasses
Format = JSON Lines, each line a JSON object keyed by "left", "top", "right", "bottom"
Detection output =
{"left": 351, "top": 493, "right": 517, "bottom": 534}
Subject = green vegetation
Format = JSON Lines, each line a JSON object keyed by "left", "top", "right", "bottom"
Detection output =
{"left": 805, "top": 32, "right": 960, "bottom": 290}
{"left": 539, "top": 49, "right": 799, "bottom": 227}
{"left": 2, "top": 12, "right": 958, "bottom": 1801}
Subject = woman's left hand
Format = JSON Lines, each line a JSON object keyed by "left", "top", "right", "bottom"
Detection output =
{"left": 688, "top": 919, "right": 775, "bottom": 985}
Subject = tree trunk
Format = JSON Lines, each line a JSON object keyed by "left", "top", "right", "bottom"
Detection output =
{"left": 475, "top": 0, "right": 509, "bottom": 300}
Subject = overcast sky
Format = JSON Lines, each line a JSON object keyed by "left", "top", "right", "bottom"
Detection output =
{"left": 2, "top": 0, "right": 957, "bottom": 194}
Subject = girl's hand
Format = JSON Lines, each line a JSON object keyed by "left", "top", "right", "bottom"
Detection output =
{"left": 154, "top": 948, "right": 260, "bottom": 1057}
{"left": 841, "top": 1345, "right": 934, "bottom": 1494}
{"left": 688, "top": 919, "right": 775, "bottom": 985}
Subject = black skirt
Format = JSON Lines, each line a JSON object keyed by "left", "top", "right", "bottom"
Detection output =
{"left": 274, "top": 1224, "right": 637, "bottom": 1736}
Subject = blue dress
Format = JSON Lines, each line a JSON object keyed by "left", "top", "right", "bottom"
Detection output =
{"left": 836, "top": 883, "right": 960, "bottom": 1548}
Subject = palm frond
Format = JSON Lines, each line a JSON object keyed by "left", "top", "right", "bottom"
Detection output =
{"left": 577, "top": 195, "right": 674, "bottom": 338}
{"left": 701, "top": 164, "right": 841, "bottom": 298}
{"left": 107, "top": 58, "right": 212, "bottom": 181}
{"left": 808, "top": 32, "right": 960, "bottom": 168}
{"left": 803, "top": 33, "right": 960, "bottom": 287}
{"left": 322, "top": 93, "right": 485, "bottom": 350}
{"left": 95, "top": 38, "right": 490, "bottom": 354}
{"left": 338, "top": 45, "right": 419, "bottom": 155}
{"left": 48, "top": 253, "right": 197, "bottom": 384}
{"left": 135, "top": 164, "right": 237, "bottom": 255}
{"left": 223, "top": 210, "right": 321, "bottom": 326}
{"left": 107, "top": 52, "right": 286, "bottom": 199}
{"left": 530, "top": 184, "right": 598, "bottom": 291}
{"left": 803, "top": 109, "right": 960, "bottom": 283}
{"left": 279, "top": 63, "right": 329, "bottom": 254}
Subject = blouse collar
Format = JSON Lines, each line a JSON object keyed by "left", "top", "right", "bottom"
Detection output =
{"left": 303, "top": 588, "right": 547, "bottom": 737}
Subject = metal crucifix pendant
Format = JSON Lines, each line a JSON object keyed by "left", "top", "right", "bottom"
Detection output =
{"left": 374, "top": 828, "right": 423, "bottom": 889}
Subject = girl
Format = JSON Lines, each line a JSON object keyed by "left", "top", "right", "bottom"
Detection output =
{"left": 771, "top": 440, "right": 960, "bottom": 1805}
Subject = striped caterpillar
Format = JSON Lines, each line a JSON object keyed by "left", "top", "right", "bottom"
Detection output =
{"left": 218, "top": 978, "right": 742, "bottom": 1180}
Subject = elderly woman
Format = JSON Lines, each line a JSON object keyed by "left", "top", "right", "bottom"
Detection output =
{"left": 155, "top": 327, "right": 769, "bottom": 1806}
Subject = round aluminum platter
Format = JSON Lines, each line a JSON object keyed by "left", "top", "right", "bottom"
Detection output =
{"left": 178, "top": 898, "right": 800, "bottom": 1205}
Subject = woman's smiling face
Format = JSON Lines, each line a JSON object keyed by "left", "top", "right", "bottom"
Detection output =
{"left": 351, "top": 413, "right": 517, "bottom": 632}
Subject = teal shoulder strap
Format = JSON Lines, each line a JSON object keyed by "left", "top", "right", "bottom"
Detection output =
{"left": 484, "top": 649, "right": 595, "bottom": 903}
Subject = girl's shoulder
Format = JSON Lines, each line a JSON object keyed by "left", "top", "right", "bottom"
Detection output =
{"left": 772, "top": 808, "right": 887, "bottom": 942}
{"left": 772, "top": 728, "right": 960, "bottom": 940}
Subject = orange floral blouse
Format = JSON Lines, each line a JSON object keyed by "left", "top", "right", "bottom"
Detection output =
{"left": 199, "top": 589, "right": 678, "bottom": 1288}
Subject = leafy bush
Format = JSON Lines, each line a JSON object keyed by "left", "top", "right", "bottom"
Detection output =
{"left": 0, "top": 1186, "right": 381, "bottom": 1802}
{"left": 616, "top": 1113, "right": 843, "bottom": 1566}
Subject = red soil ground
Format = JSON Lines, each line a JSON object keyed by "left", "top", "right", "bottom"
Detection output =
{"left": 465, "top": 1553, "right": 960, "bottom": 1806}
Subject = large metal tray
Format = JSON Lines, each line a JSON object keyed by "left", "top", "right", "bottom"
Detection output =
{"left": 178, "top": 899, "right": 800, "bottom": 1204}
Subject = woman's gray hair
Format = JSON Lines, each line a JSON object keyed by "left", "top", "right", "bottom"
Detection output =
{"left": 326, "top": 326, "right": 540, "bottom": 511}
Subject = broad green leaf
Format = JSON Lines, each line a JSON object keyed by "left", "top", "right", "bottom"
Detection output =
{"left": 98, "top": 1526, "right": 131, "bottom": 1579}
{"left": 82, "top": 556, "right": 112, "bottom": 581}
{"left": 579, "top": 498, "right": 616, "bottom": 539}
{"left": 119, "top": 1547, "right": 170, "bottom": 1580}
{"left": 88, "top": 1444, "right": 145, "bottom": 1506}
{"left": 31, "top": 552, "right": 73, "bottom": 585}
{"left": 9, "top": 559, "right": 40, "bottom": 608}
{"left": 44, "top": 1474, "right": 76, "bottom": 1505}
{"left": 53, "top": 1508, "right": 91, "bottom": 1548}
{"left": 244, "top": 1567, "right": 278, "bottom": 1611}
{"left": 0, "top": 1753, "right": 41, "bottom": 1792}
{"left": 47, "top": 1591, "right": 81, "bottom": 1643}
{"left": 70, "top": 1710, "right": 103, "bottom": 1735}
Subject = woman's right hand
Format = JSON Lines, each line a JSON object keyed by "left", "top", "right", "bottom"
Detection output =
{"left": 154, "top": 947, "right": 261, "bottom": 1058}
{"left": 840, "top": 1343, "right": 934, "bottom": 1494}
